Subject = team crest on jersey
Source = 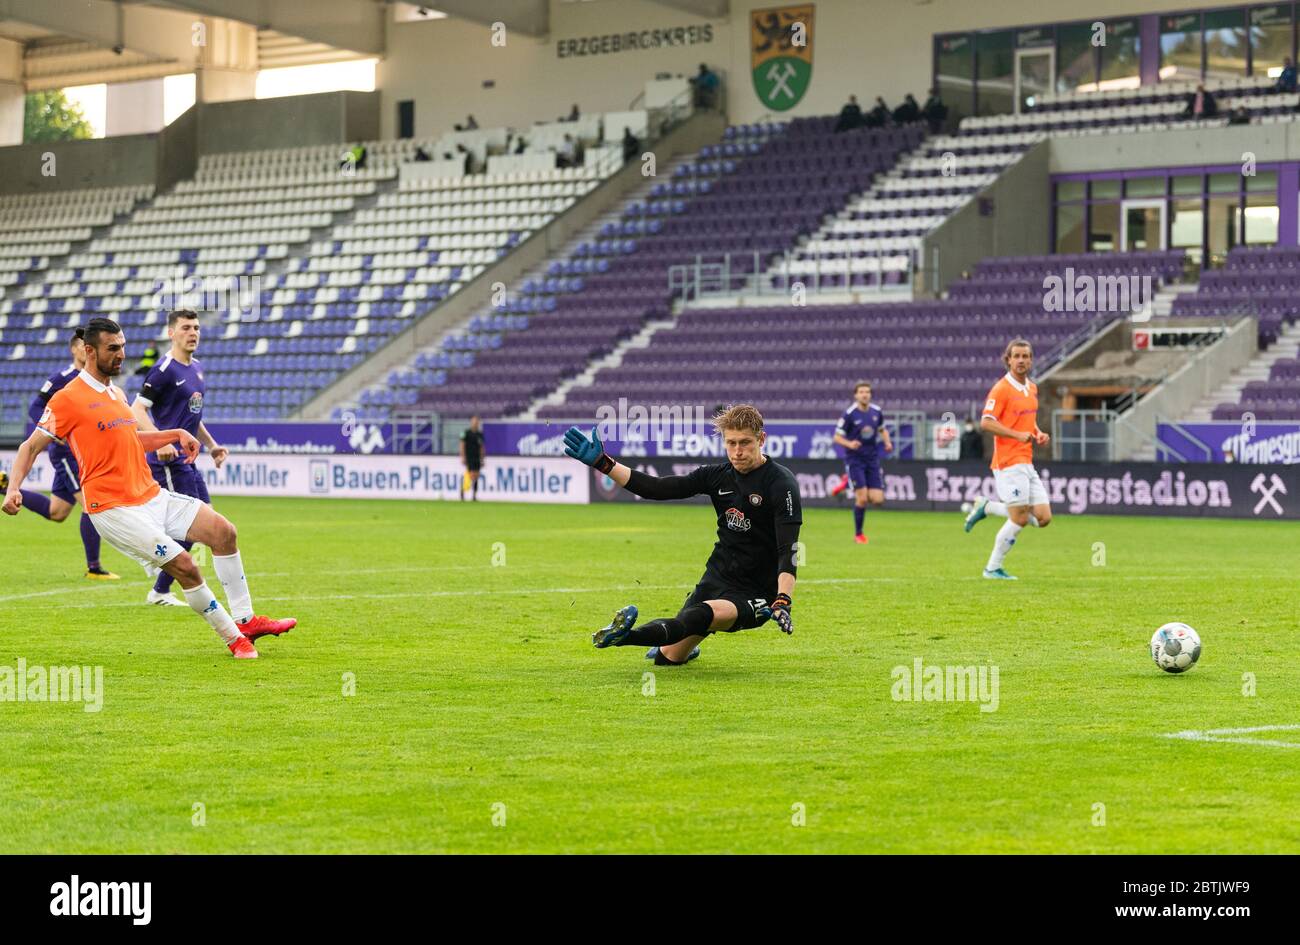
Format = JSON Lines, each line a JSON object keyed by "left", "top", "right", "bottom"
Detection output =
{"left": 725, "top": 507, "right": 752, "bottom": 532}
{"left": 860, "top": 425, "right": 875, "bottom": 438}
{"left": 188, "top": 391, "right": 203, "bottom": 414}
{"left": 749, "top": 494, "right": 763, "bottom": 506}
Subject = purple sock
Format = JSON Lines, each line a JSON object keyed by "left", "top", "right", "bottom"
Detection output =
{"left": 80, "top": 513, "right": 101, "bottom": 569}
{"left": 154, "top": 540, "right": 192, "bottom": 593}
{"left": 853, "top": 505, "right": 865, "bottom": 535}
{"left": 21, "top": 490, "right": 52, "bottom": 520}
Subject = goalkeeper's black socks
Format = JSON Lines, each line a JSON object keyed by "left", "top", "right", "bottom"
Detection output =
{"left": 619, "top": 603, "right": 713, "bottom": 646}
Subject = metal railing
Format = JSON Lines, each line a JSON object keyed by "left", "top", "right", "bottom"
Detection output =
{"left": 1052, "top": 408, "right": 1116, "bottom": 461}
{"left": 669, "top": 249, "right": 917, "bottom": 304}
{"left": 389, "top": 411, "right": 444, "bottom": 454}
{"left": 1154, "top": 418, "right": 1214, "bottom": 463}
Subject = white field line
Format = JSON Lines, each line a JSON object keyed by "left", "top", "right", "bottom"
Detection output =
{"left": 0, "top": 576, "right": 879, "bottom": 609}
{"left": 1161, "top": 725, "right": 1300, "bottom": 749}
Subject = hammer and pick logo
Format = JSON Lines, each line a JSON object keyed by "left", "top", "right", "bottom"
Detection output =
{"left": 751, "top": 4, "right": 814, "bottom": 111}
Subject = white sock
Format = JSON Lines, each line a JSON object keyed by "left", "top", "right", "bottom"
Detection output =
{"left": 986, "top": 520, "right": 1023, "bottom": 571}
{"left": 213, "top": 551, "right": 254, "bottom": 624}
{"left": 986, "top": 501, "right": 1008, "bottom": 517}
{"left": 182, "top": 581, "right": 242, "bottom": 645}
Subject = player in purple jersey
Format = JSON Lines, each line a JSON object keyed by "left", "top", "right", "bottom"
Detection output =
{"left": 0, "top": 328, "right": 119, "bottom": 579}
{"left": 830, "top": 381, "right": 892, "bottom": 543}
{"left": 130, "top": 310, "right": 230, "bottom": 606}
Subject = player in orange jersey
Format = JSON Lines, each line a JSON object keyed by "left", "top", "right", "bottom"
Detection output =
{"left": 2, "top": 318, "right": 295, "bottom": 658}
{"left": 962, "top": 338, "right": 1052, "bottom": 579}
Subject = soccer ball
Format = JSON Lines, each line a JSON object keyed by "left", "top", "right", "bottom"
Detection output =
{"left": 1150, "top": 622, "right": 1202, "bottom": 674}
{"left": 960, "top": 501, "right": 973, "bottom": 515}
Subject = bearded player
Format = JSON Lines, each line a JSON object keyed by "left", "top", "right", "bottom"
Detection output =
{"left": 563, "top": 405, "right": 801, "bottom": 666}
{"left": 962, "top": 338, "right": 1052, "bottom": 579}
{"left": 3, "top": 318, "right": 295, "bottom": 658}
{"left": 0, "top": 328, "right": 120, "bottom": 580}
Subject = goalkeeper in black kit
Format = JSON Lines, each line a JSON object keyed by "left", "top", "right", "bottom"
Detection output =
{"left": 563, "top": 404, "right": 802, "bottom": 666}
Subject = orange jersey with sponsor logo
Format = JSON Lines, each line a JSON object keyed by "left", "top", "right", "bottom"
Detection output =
{"left": 981, "top": 374, "right": 1039, "bottom": 471}
{"left": 37, "top": 372, "right": 160, "bottom": 513}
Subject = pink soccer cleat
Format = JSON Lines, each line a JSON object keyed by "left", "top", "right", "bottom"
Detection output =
{"left": 228, "top": 636, "right": 259, "bottom": 659}
{"left": 236, "top": 615, "right": 297, "bottom": 641}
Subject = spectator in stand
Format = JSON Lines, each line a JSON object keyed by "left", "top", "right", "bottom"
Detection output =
{"left": 566, "top": 103, "right": 581, "bottom": 121}
{"left": 465, "top": 114, "right": 479, "bottom": 130}
{"left": 865, "top": 96, "right": 891, "bottom": 128}
{"left": 922, "top": 87, "right": 949, "bottom": 133}
{"left": 691, "top": 63, "right": 721, "bottom": 109}
{"left": 835, "top": 95, "right": 863, "bottom": 132}
{"left": 1228, "top": 105, "right": 1251, "bottom": 125}
{"left": 340, "top": 142, "right": 367, "bottom": 171}
{"left": 557, "top": 134, "right": 578, "bottom": 168}
{"left": 622, "top": 126, "right": 641, "bottom": 163}
{"left": 413, "top": 145, "right": 432, "bottom": 162}
{"left": 892, "top": 93, "right": 921, "bottom": 124}
{"left": 455, "top": 143, "right": 472, "bottom": 173}
{"left": 1184, "top": 84, "right": 1218, "bottom": 118}
{"left": 1277, "top": 57, "right": 1297, "bottom": 93}
{"left": 513, "top": 136, "right": 527, "bottom": 154}
{"left": 959, "top": 420, "right": 984, "bottom": 461}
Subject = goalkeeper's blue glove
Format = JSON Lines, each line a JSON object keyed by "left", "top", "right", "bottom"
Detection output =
{"left": 756, "top": 593, "right": 793, "bottom": 635}
{"left": 563, "top": 425, "right": 615, "bottom": 474}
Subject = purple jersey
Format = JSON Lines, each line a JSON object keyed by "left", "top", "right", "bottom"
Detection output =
{"left": 138, "top": 353, "right": 206, "bottom": 467}
{"left": 28, "top": 363, "right": 80, "bottom": 427}
{"left": 835, "top": 402, "right": 886, "bottom": 461}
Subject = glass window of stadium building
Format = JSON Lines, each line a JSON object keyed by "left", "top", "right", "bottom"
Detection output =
{"left": 935, "top": 3, "right": 1300, "bottom": 265}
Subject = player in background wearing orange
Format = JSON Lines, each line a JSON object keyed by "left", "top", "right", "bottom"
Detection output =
{"left": 2, "top": 318, "right": 295, "bottom": 658}
{"left": 962, "top": 338, "right": 1052, "bottom": 579}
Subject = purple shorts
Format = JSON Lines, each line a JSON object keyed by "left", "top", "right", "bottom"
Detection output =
{"left": 846, "top": 457, "right": 883, "bottom": 491}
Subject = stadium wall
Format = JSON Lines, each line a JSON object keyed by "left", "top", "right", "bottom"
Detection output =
{"left": 196, "top": 90, "right": 380, "bottom": 154}
{"left": 0, "top": 90, "right": 378, "bottom": 195}
{"left": 921, "top": 140, "right": 1051, "bottom": 293}
{"left": 0, "top": 133, "right": 160, "bottom": 193}
{"left": 1114, "top": 317, "right": 1259, "bottom": 460}
{"left": 378, "top": 0, "right": 1216, "bottom": 135}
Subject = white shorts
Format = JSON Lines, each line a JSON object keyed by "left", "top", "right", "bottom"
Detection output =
{"left": 993, "top": 463, "right": 1049, "bottom": 507}
{"left": 90, "top": 489, "right": 204, "bottom": 569}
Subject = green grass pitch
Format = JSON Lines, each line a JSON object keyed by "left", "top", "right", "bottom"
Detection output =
{"left": 1, "top": 496, "right": 1297, "bottom": 853}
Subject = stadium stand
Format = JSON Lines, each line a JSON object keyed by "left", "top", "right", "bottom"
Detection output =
{"left": 0, "top": 132, "right": 621, "bottom": 423}
{"left": 541, "top": 251, "right": 1190, "bottom": 421}
{"left": 338, "top": 117, "right": 923, "bottom": 420}
{"left": 0, "top": 185, "right": 153, "bottom": 425}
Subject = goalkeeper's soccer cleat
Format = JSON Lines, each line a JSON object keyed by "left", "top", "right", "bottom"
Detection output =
{"left": 964, "top": 497, "right": 989, "bottom": 533}
{"left": 982, "top": 568, "right": 1018, "bottom": 580}
{"left": 236, "top": 615, "right": 296, "bottom": 641}
{"left": 85, "top": 567, "right": 121, "bottom": 580}
{"left": 0, "top": 471, "right": 8, "bottom": 492}
{"left": 228, "top": 636, "right": 259, "bottom": 659}
{"left": 645, "top": 645, "right": 700, "bottom": 665}
{"left": 592, "top": 604, "right": 637, "bottom": 648}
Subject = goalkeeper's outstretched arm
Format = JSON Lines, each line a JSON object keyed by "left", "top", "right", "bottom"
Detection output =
{"left": 563, "top": 425, "right": 701, "bottom": 500}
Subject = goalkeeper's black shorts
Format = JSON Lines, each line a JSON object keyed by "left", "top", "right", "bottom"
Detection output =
{"left": 682, "top": 573, "right": 774, "bottom": 631}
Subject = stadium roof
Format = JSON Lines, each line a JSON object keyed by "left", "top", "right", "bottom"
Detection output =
{"left": 0, "top": 0, "right": 732, "bottom": 90}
